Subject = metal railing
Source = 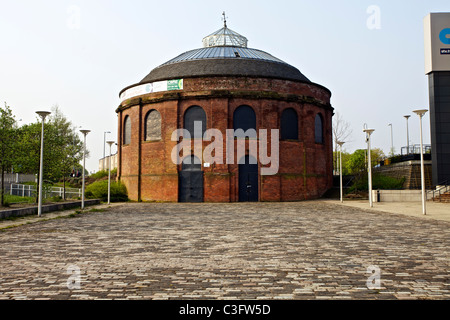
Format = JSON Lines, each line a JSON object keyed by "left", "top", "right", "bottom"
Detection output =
{"left": 8, "top": 184, "right": 82, "bottom": 199}
{"left": 427, "top": 180, "right": 449, "bottom": 202}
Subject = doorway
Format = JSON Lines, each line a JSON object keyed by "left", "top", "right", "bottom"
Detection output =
{"left": 179, "top": 155, "right": 204, "bottom": 203}
{"left": 238, "top": 155, "right": 259, "bottom": 202}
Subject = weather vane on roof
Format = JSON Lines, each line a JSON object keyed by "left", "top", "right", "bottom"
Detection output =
{"left": 222, "top": 11, "right": 228, "bottom": 28}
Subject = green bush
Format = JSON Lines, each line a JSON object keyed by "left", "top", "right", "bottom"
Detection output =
{"left": 85, "top": 180, "right": 128, "bottom": 202}
{"left": 3, "top": 194, "right": 35, "bottom": 205}
{"left": 89, "top": 170, "right": 108, "bottom": 180}
{"left": 348, "top": 173, "right": 405, "bottom": 192}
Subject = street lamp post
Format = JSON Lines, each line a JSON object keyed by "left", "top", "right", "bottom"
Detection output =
{"left": 413, "top": 109, "right": 428, "bottom": 215}
{"left": 337, "top": 141, "right": 345, "bottom": 203}
{"left": 36, "top": 111, "right": 51, "bottom": 217}
{"left": 103, "top": 131, "right": 111, "bottom": 171}
{"left": 404, "top": 115, "right": 411, "bottom": 154}
{"left": 363, "top": 128, "right": 375, "bottom": 207}
{"left": 106, "top": 140, "right": 115, "bottom": 205}
{"left": 80, "top": 129, "right": 91, "bottom": 209}
{"left": 388, "top": 123, "right": 394, "bottom": 156}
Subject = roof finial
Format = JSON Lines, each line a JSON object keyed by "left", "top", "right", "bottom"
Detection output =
{"left": 222, "top": 11, "right": 228, "bottom": 28}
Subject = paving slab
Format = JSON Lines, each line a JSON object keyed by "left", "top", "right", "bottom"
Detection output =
{"left": 325, "top": 199, "right": 450, "bottom": 222}
{"left": 0, "top": 201, "right": 448, "bottom": 300}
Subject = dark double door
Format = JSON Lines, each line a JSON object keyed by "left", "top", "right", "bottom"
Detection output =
{"left": 179, "top": 155, "right": 259, "bottom": 203}
{"left": 179, "top": 156, "right": 204, "bottom": 203}
{"left": 239, "top": 156, "right": 259, "bottom": 202}
{"left": 179, "top": 171, "right": 204, "bottom": 203}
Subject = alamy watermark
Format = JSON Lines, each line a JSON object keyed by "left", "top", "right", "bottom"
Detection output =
{"left": 366, "top": 5, "right": 381, "bottom": 30}
{"left": 366, "top": 265, "right": 382, "bottom": 290}
{"left": 171, "top": 122, "right": 280, "bottom": 176}
{"left": 67, "top": 5, "right": 81, "bottom": 30}
{"left": 66, "top": 264, "right": 81, "bottom": 290}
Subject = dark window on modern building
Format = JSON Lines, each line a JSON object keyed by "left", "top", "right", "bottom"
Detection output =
{"left": 145, "top": 110, "right": 162, "bottom": 141}
{"left": 281, "top": 108, "right": 299, "bottom": 140}
{"left": 123, "top": 116, "right": 131, "bottom": 145}
{"left": 184, "top": 106, "right": 206, "bottom": 138}
{"left": 233, "top": 105, "right": 256, "bottom": 138}
{"left": 315, "top": 113, "right": 324, "bottom": 144}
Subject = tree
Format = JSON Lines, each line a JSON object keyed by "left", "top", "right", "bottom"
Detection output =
{"left": 0, "top": 103, "right": 17, "bottom": 206}
{"left": 332, "top": 112, "right": 353, "bottom": 174}
{"left": 333, "top": 150, "right": 352, "bottom": 175}
{"left": 47, "top": 106, "right": 84, "bottom": 199}
{"left": 14, "top": 106, "right": 86, "bottom": 201}
{"left": 346, "top": 148, "right": 385, "bottom": 175}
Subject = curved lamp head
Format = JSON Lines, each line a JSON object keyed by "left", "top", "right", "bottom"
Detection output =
{"left": 106, "top": 140, "right": 115, "bottom": 147}
{"left": 36, "top": 111, "right": 51, "bottom": 119}
{"left": 413, "top": 109, "right": 428, "bottom": 117}
{"left": 363, "top": 129, "right": 375, "bottom": 136}
{"left": 336, "top": 141, "right": 345, "bottom": 147}
{"left": 80, "top": 129, "right": 91, "bottom": 136}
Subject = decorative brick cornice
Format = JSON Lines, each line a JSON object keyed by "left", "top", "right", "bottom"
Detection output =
{"left": 116, "top": 90, "right": 333, "bottom": 112}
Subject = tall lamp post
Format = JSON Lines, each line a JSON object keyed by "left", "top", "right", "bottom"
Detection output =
{"left": 388, "top": 123, "right": 394, "bottom": 156}
{"left": 337, "top": 141, "right": 345, "bottom": 203}
{"left": 80, "top": 129, "right": 91, "bottom": 209}
{"left": 36, "top": 111, "right": 51, "bottom": 217}
{"left": 106, "top": 140, "right": 115, "bottom": 205}
{"left": 404, "top": 115, "right": 411, "bottom": 154}
{"left": 413, "top": 109, "right": 428, "bottom": 215}
{"left": 103, "top": 131, "right": 111, "bottom": 171}
{"left": 363, "top": 128, "right": 375, "bottom": 207}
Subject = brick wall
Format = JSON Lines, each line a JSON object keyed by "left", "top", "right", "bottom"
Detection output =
{"left": 117, "top": 76, "right": 333, "bottom": 202}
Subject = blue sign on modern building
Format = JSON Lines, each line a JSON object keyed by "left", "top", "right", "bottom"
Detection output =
{"left": 439, "top": 28, "right": 450, "bottom": 44}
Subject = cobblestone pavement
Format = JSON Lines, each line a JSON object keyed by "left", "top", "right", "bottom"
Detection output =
{"left": 0, "top": 202, "right": 448, "bottom": 300}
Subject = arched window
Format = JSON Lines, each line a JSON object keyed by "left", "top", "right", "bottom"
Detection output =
{"left": 281, "top": 108, "right": 298, "bottom": 140}
{"left": 184, "top": 106, "right": 206, "bottom": 138}
{"left": 315, "top": 113, "right": 324, "bottom": 144}
{"left": 123, "top": 115, "right": 131, "bottom": 145}
{"left": 145, "top": 110, "right": 161, "bottom": 141}
{"left": 233, "top": 105, "right": 256, "bottom": 138}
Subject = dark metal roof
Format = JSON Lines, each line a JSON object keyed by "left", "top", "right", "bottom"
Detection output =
{"left": 139, "top": 46, "right": 310, "bottom": 84}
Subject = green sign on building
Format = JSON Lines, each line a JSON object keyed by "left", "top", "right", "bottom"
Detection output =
{"left": 167, "top": 79, "right": 183, "bottom": 91}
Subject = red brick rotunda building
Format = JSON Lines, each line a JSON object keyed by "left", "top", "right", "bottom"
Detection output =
{"left": 116, "top": 23, "right": 334, "bottom": 203}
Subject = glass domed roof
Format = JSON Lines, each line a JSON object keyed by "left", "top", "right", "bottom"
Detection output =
{"left": 202, "top": 26, "right": 248, "bottom": 48}
{"left": 136, "top": 15, "right": 311, "bottom": 85}
{"left": 158, "top": 23, "right": 286, "bottom": 67}
{"left": 160, "top": 46, "right": 286, "bottom": 67}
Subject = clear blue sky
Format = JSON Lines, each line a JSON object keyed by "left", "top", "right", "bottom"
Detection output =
{"left": 1, "top": 0, "right": 448, "bottom": 172}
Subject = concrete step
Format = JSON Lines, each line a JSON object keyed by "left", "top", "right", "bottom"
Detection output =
{"left": 433, "top": 191, "right": 450, "bottom": 202}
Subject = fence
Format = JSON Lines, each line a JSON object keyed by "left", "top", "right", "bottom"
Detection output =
{"left": 0, "top": 173, "right": 36, "bottom": 185}
{"left": 8, "top": 184, "right": 82, "bottom": 199}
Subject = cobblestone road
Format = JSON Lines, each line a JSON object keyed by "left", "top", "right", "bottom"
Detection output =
{"left": 0, "top": 202, "right": 448, "bottom": 300}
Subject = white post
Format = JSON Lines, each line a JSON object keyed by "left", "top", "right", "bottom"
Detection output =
{"left": 36, "top": 111, "right": 51, "bottom": 217}
{"left": 106, "top": 141, "right": 115, "bottom": 205}
{"left": 404, "top": 115, "right": 411, "bottom": 154}
{"left": 80, "top": 130, "right": 91, "bottom": 210}
{"left": 368, "top": 137, "right": 372, "bottom": 207}
{"left": 388, "top": 123, "right": 394, "bottom": 156}
{"left": 337, "top": 141, "right": 345, "bottom": 203}
{"left": 364, "top": 129, "right": 375, "bottom": 208}
{"left": 103, "top": 131, "right": 110, "bottom": 172}
{"left": 414, "top": 109, "right": 428, "bottom": 215}
{"left": 39, "top": 118, "right": 45, "bottom": 214}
